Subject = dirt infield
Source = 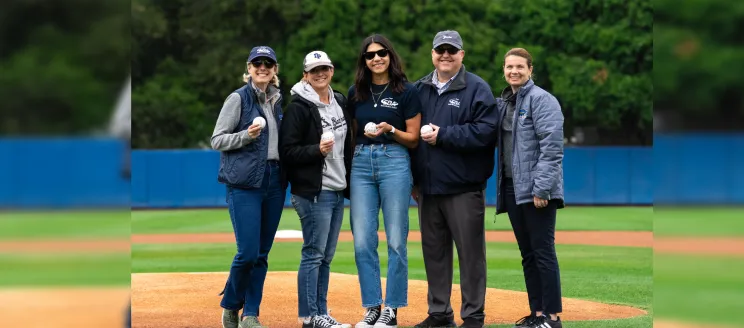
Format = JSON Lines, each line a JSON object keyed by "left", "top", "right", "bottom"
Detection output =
{"left": 131, "top": 271, "right": 647, "bottom": 328}
{"left": 654, "top": 237, "right": 744, "bottom": 257}
{"left": 132, "top": 230, "right": 654, "bottom": 248}
{"left": 0, "top": 287, "right": 130, "bottom": 328}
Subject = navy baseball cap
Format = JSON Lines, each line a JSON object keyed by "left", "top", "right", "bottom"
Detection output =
{"left": 247, "top": 46, "right": 277, "bottom": 63}
{"left": 433, "top": 30, "right": 463, "bottom": 50}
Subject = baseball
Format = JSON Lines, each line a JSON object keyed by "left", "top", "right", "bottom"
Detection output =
{"left": 253, "top": 117, "right": 266, "bottom": 129}
{"left": 364, "top": 122, "right": 378, "bottom": 134}
{"left": 420, "top": 124, "right": 433, "bottom": 135}
{"left": 321, "top": 131, "right": 334, "bottom": 142}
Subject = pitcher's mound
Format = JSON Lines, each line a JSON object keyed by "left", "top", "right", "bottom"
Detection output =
{"left": 132, "top": 272, "right": 646, "bottom": 327}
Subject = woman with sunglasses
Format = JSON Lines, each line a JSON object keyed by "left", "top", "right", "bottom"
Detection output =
{"left": 211, "top": 46, "right": 286, "bottom": 328}
{"left": 279, "top": 50, "right": 354, "bottom": 328}
{"left": 348, "top": 34, "right": 422, "bottom": 328}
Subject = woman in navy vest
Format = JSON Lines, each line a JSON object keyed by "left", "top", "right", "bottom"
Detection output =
{"left": 210, "top": 46, "right": 286, "bottom": 328}
{"left": 348, "top": 34, "right": 423, "bottom": 328}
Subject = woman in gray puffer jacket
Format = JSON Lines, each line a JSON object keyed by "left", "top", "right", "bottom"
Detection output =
{"left": 496, "top": 47, "right": 565, "bottom": 328}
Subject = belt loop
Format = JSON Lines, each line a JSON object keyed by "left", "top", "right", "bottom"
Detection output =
{"left": 314, "top": 196, "right": 318, "bottom": 203}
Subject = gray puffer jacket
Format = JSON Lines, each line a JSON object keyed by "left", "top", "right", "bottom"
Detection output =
{"left": 496, "top": 79, "right": 565, "bottom": 214}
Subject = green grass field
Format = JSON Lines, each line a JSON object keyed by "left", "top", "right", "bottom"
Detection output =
{"left": 131, "top": 206, "right": 653, "bottom": 327}
{"left": 0, "top": 210, "right": 131, "bottom": 239}
{"left": 131, "top": 206, "right": 652, "bottom": 234}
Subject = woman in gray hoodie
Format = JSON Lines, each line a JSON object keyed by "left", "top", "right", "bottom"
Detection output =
{"left": 278, "top": 50, "right": 354, "bottom": 328}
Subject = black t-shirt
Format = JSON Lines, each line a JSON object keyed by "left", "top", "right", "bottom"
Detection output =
{"left": 348, "top": 82, "right": 422, "bottom": 145}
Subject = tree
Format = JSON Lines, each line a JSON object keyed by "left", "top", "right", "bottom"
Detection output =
{"left": 130, "top": 0, "right": 654, "bottom": 148}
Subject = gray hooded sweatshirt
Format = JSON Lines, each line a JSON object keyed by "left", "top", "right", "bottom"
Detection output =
{"left": 290, "top": 81, "right": 347, "bottom": 191}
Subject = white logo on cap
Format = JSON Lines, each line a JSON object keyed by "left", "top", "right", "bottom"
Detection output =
{"left": 443, "top": 36, "right": 453, "bottom": 39}
{"left": 257, "top": 47, "right": 271, "bottom": 54}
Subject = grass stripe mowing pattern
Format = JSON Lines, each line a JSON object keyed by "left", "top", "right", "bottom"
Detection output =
{"left": 132, "top": 206, "right": 652, "bottom": 234}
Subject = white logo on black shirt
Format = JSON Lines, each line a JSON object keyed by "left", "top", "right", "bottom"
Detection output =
{"left": 380, "top": 98, "right": 399, "bottom": 109}
{"left": 448, "top": 98, "right": 461, "bottom": 108}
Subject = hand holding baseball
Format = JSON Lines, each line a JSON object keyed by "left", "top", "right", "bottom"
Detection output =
{"left": 364, "top": 122, "right": 384, "bottom": 138}
{"left": 421, "top": 123, "right": 440, "bottom": 145}
{"left": 247, "top": 124, "right": 262, "bottom": 139}
{"left": 376, "top": 122, "right": 393, "bottom": 134}
{"left": 319, "top": 139, "right": 334, "bottom": 156}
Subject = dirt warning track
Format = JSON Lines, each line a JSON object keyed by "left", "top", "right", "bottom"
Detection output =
{"left": 131, "top": 230, "right": 654, "bottom": 248}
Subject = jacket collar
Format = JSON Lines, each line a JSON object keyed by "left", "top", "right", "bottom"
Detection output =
{"left": 247, "top": 77, "right": 281, "bottom": 106}
{"left": 516, "top": 79, "right": 535, "bottom": 98}
{"left": 419, "top": 65, "right": 468, "bottom": 93}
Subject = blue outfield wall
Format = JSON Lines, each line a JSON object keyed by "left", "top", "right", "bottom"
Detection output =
{"left": 2, "top": 134, "right": 742, "bottom": 209}
{"left": 130, "top": 146, "right": 653, "bottom": 208}
{"left": 0, "top": 138, "right": 131, "bottom": 208}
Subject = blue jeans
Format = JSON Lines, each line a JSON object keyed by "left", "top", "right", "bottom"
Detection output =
{"left": 292, "top": 190, "right": 345, "bottom": 318}
{"left": 350, "top": 143, "right": 412, "bottom": 308}
{"left": 220, "top": 161, "right": 286, "bottom": 317}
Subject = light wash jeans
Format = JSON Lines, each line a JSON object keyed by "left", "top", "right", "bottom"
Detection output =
{"left": 292, "top": 190, "right": 345, "bottom": 318}
{"left": 350, "top": 143, "right": 412, "bottom": 308}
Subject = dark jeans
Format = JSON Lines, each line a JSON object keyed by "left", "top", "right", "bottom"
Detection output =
{"left": 503, "top": 178, "right": 563, "bottom": 314}
{"left": 220, "top": 161, "right": 286, "bottom": 317}
{"left": 291, "top": 190, "right": 345, "bottom": 318}
{"left": 418, "top": 190, "right": 487, "bottom": 324}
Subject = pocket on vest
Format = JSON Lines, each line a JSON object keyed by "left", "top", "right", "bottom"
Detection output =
{"left": 223, "top": 152, "right": 261, "bottom": 187}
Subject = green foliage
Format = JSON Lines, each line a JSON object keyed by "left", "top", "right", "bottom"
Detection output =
{"left": 0, "top": 0, "right": 130, "bottom": 135}
{"left": 131, "top": 58, "right": 208, "bottom": 149}
{"left": 654, "top": 0, "right": 744, "bottom": 130}
{"left": 131, "top": 0, "right": 653, "bottom": 148}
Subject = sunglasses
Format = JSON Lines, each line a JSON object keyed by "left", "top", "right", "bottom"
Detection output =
{"left": 251, "top": 59, "right": 276, "bottom": 69}
{"left": 434, "top": 46, "right": 460, "bottom": 55}
{"left": 363, "top": 49, "right": 389, "bottom": 60}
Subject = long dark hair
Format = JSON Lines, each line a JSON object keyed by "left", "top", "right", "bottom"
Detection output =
{"left": 352, "top": 34, "right": 408, "bottom": 103}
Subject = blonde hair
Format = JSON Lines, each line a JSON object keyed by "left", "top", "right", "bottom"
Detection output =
{"left": 242, "top": 62, "right": 281, "bottom": 87}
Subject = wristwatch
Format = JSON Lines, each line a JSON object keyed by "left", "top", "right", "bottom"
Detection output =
{"left": 388, "top": 126, "right": 396, "bottom": 135}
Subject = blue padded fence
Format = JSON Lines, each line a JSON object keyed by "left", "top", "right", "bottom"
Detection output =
{"left": 2, "top": 134, "right": 742, "bottom": 209}
{"left": 129, "top": 146, "right": 652, "bottom": 208}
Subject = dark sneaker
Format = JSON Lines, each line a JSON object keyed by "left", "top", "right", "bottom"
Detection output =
{"left": 513, "top": 314, "right": 537, "bottom": 327}
{"left": 222, "top": 309, "right": 239, "bottom": 328}
{"left": 355, "top": 306, "right": 381, "bottom": 328}
{"left": 312, "top": 315, "right": 343, "bottom": 328}
{"left": 373, "top": 307, "right": 397, "bottom": 328}
{"left": 324, "top": 314, "right": 352, "bottom": 328}
{"left": 459, "top": 317, "right": 483, "bottom": 328}
{"left": 528, "top": 315, "right": 562, "bottom": 328}
{"left": 413, "top": 315, "right": 457, "bottom": 328}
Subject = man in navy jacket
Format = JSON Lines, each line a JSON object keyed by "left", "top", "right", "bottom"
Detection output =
{"left": 411, "top": 30, "right": 499, "bottom": 328}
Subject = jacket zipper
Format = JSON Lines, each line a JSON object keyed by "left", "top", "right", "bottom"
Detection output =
{"left": 513, "top": 90, "right": 522, "bottom": 201}
{"left": 495, "top": 101, "right": 509, "bottom": 223}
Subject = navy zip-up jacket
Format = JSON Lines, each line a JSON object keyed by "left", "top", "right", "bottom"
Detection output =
{"left": 412, "top": 65, "right": 499, "bottom": 195}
